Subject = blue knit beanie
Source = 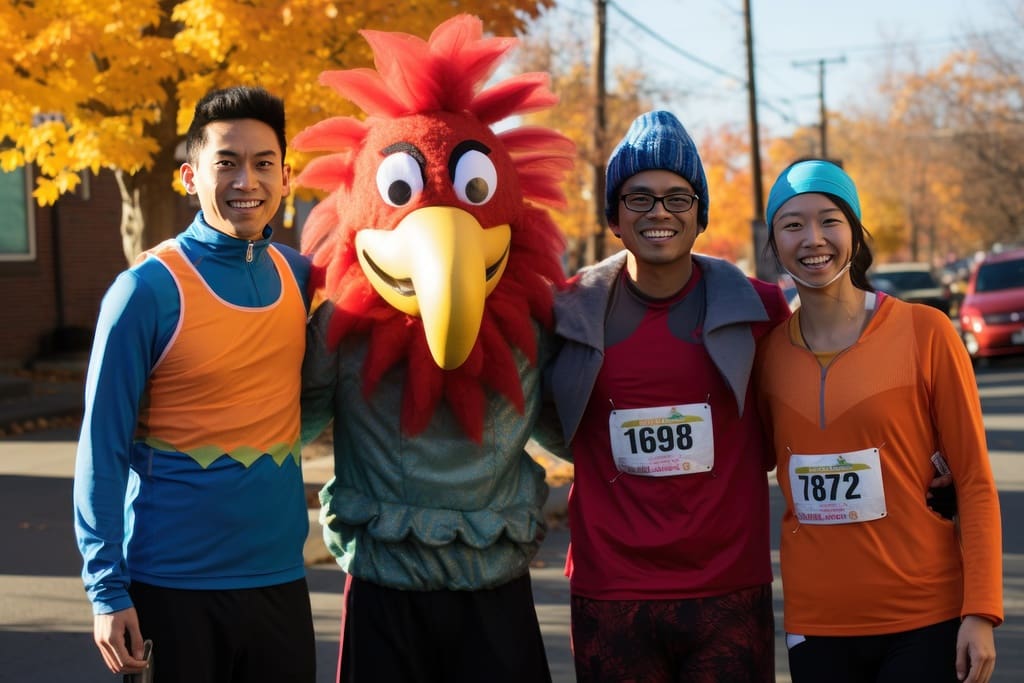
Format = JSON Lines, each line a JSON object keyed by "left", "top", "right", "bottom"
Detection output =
{"left": 605, "top": 110, "right": 709, "bottom": 227}
{"left": 765, "top": 159, "right": 861, "bottom": 228}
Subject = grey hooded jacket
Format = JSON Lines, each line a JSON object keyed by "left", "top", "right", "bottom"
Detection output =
{"left": 544, "top": 251, "right": 776, "bottom": 452}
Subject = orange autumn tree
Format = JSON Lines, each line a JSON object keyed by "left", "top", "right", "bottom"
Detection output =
{"left": 697, "top": 122, "right": 762, "bottom": 268}
{"left": 764, "top": 121, "right": 911, "bottom": 260}
{"left": 0, "top": 0, "right": 553, "bottom": 264}
{"left": 511, "top": 14, "right": 654, "bottom": 272}
{"left": 835, "top": 112, "right": 966, "bottom": 263}
{"left": 763, "top": 116, "right": 965, "bottom": 264}
{"left": 884, "top": 43, "right": 1024, "bottom": 254}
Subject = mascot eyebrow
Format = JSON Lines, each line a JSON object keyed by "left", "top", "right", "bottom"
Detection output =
{"left": 380, "top": 141, "right": 426, "bottom": 171}
{"left": 447, "top": 140, "right": 491, "bottom": 181}
{"left": 378, "top": 140, "right": 493, "bottom": 186}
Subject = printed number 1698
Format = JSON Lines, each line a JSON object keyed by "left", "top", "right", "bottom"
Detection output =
{"left": 624, "top": 424, "right": 693, "bottom": 454}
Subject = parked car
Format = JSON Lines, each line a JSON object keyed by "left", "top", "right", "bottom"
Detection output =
{"left": 868, "top": 262, "right": 951, "bottom": 315}
{"left": 938, "top": 255, "right": 978, "bottom": 316}
{"left": 958, "top": 248, "right": 1024, "bottom": 362}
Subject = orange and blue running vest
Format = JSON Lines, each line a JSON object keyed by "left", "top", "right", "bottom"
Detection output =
{"left": 135, "top": 241, "right": 306, "bottom": 468}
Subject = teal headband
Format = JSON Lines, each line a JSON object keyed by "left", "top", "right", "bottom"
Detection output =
{"left": 765, "top": 160, "right": 861, "bottom": 228}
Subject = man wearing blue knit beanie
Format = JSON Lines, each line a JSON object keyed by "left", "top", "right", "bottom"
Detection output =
{"left": 544, "top": 110, "right": 790, "bottom": 681}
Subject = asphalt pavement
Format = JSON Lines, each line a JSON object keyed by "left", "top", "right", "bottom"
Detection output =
{"left": 2, "top": 360, "right": 1024, "bottom": 682}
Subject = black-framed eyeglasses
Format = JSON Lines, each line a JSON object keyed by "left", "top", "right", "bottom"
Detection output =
{"left": 620, "top": 192, "right": 699, "bottom": 214}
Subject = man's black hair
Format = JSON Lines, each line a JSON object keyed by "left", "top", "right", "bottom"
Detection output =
{"left": 184, "top": 86, "right": 287, "bottom": 165}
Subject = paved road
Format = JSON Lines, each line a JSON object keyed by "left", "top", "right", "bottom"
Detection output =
{"left": 2, "top": 357, "right": 1023, "bottom": 681}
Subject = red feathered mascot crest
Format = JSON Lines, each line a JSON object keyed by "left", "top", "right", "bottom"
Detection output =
{"left": 294, "top": 14, "right": 574, "bottom": 442}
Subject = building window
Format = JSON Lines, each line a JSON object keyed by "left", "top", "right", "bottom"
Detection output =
{"left": 0, "top": 167, "right": 35, "bottom": 261}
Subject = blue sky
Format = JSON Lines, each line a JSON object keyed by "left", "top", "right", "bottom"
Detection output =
{"left": 542, "top": 0, "right": 1018, "bottom": 138}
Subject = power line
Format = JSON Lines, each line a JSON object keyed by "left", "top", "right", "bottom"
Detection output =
{"left": 606, "top": 0, "right": 799, "bottom": 125}
{"left": 763, "top": 30, "right": 1015, "bottom": 62}
{"left": 608, "top": 0, "right": 745, "bottom": 86}
{"left": 541, "top": 0, "right": 795, "bottom": 126}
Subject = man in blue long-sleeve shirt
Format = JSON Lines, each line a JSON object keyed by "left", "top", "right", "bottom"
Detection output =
{"left": 73, "top": 86, "right": 316, "bottom": 682}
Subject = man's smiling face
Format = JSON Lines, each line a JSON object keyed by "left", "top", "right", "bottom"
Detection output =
{"left": 614, "top": 169, "right": 700, "bottom": 271}
{"left": 180, "top": 119, "right": 291, "bottom": 240}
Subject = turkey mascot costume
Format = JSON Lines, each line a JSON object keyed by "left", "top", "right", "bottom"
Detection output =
{"left": 295, "top": 14, "right": 574, "bottom": 683}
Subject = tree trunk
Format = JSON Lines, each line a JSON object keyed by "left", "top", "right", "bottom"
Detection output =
{"left": 115, "top": 170, "right": 144, "bottom": 265}
{"left": 113, "top": 149, "right": 182, "bottom": 265}
{"left": 114, "top": 79, "right": 182, "bottom": 266}
{"left": 115, "top": 160, "right": 181, "bottom": 264}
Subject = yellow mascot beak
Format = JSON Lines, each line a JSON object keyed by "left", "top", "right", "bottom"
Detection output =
{"left": 355, "top": 207, "right": 511, "bottom": 369}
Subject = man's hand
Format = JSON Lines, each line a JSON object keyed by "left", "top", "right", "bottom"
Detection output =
{"left": 956, "top": 614, "right": 996, "bottom": 682}
{"left": 93, "top": 608, "right": 149, "bottom": 674}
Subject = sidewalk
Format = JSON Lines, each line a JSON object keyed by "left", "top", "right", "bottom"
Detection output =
{"left": 0, "top": 359, "right": 87, "bottom": 438}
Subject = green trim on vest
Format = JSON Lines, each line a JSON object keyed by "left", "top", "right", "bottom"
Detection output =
{"left": 141, "top": 436, "right": 302, "bottom": 469}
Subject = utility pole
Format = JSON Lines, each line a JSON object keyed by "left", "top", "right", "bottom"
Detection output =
{"left": 792, "top": 56, "right": 846, "bottom": 157}
{"left": 590, "top": 0, "right": 608, "bottom": 265}
{"left": 743, "top": 0, "right": 763, "bottom": 224}
{"left": 743, "top": 0, "right": 774, "bottom": 280}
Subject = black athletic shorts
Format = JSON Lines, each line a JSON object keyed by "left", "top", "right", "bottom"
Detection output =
{"left": 337, "top": 573, "right": 552, "bottom": 683}
{"left": 128, "top": 578, "right": 316, "bottom": 683}
{"left": 787, "top": 618, "right": 961, "bottom": 683}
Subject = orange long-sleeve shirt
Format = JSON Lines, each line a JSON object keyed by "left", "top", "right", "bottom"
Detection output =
{"left": 755, "top": 294, "right": 1003, "bottom": 636}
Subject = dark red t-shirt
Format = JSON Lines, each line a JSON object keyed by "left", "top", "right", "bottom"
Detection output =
{"left": 566, "top": 263, "right": 788, "bottom": 599}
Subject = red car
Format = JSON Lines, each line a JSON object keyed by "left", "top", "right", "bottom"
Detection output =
{"left": 958, "top": 248, "right": 1024, "bottom": 362}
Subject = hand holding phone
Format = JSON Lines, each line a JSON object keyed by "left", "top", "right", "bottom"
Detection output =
{"left": 930, "top": 452, "right": 951, "bottom": 476}
{"left": 927, "top": 452, "right": 957, "bottom": 520}
{"left": 123, "top": 639, "right": 153, "bottom": 683}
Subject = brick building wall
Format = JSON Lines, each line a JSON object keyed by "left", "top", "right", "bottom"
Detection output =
{"left": 0, "top": 169, "right": 303, "bottom": 367}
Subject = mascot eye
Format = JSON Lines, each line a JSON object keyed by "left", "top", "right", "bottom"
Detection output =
{"left": 376, "top": 152, "right": 424, "bottom": 207}
{"left": 453, "top": 149, "right": 497, "bottom": 205}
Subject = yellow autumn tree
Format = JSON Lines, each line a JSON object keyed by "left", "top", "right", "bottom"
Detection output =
{"left": 0, "top": 0, "right": 553, "bottom": 264}
{"left": 828, "top": 112, "right": 959, "bottom": 264}
{"left": 883, "top": 43, "right": 1024, "bottom": 254}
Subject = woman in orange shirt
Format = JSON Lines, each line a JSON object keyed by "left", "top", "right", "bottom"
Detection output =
{"left": 755, "top": 159, "right": 1002, "bottom": 683}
